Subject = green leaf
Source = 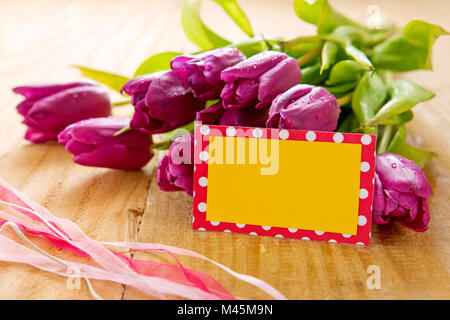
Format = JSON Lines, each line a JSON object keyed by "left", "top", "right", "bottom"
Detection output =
{"left": 343, "top": 42, "right": 374, "bottom": 70}
{"left": 230, "top": 36, "right": 282, "bottom": 57}
{"left": 293, "top": 0, "right": 360, "bottom": 34}
{"left": 337, "top": 112, "right": 360, "bottom": 133}
{"left": 387, "top": 125, "right": 435, "bottom": 168}
{"left": 351, "top": 72, "right": 387, "bottom": 134}
{"left": 377, "top": 110, "right": 414, "bottom": 125}
{"left": 181, "top": 0, "right": 253, "bottom": 50}
{"left": 323, "top": 81, "right": 357, "bottom": 95}
{"left": 300, "top": 62, "right": 326, "bottom": 85}
{"left": 326, "top": 60, "right": 365, "bottom": 86}
{"left": 372, "top": 20, "right": 448, "bottom": 71}
{"left": 320, "top": 41, "right": 339, "bottom": 74}
{"left": 134, "top": 52, "right": 182, "bottom": 77}
{"left": 368, "top": 79, "right": 434, "bottom": 125}
{"left": 73, "top": 65, "right": 130, "bottom": 93}
{"left": 322, "top": 27, "right": 374, "bottom": 70}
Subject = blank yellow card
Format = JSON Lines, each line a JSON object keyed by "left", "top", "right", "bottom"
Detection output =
{"left": 193, "top": 125, "right": 376, "bottom": 244}
{"left": 205, "top": 136, "right": 362, "bottom": 235}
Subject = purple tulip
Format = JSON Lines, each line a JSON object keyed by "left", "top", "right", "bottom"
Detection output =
{"left": 220, "top": 51, "right": 301, "bottom": 110}
{"left": 121, "top": 71, "right": 205, "bottom": 134}
{"left": 171, "top": 48, "right": 246, "bottom": 101}
{"left": 266, "top": 84, "right": 340, "bottom": 131}
{"left": 13, "top": 81, "right": 111, "bottom": 143}
{"left": 196, "top": 102, "right": 269, "bottom": 128}
{"left": 373, "top": 152, "right": 433, "bottom": 232}
{"left": 157, "top": 133, "right": 194, "bottom": 196}
{"left": 58, "top": 118, "right": 153, "bottom": 170}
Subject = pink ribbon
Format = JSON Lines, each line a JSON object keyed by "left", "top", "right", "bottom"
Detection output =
{"left": 0, "top": 178, "right": 286, "bottom": 300}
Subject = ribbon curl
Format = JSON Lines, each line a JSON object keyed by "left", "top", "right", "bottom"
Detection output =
{"left": 0, "top": 178, "right": 286, "bottom": 300}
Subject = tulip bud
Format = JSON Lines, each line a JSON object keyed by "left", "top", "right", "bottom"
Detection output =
{"left": 58, "top": 118, "right": 153, "bottom": 170}
{"left": 266, "top": 84, "right": 340, "bottom": 131}
{"left": 373, "top": 152, "right": 433, "bottom": 231}
{"left": 121, "top": 71, "right": 205, "bottom": 134}
{"left": 220, "top": 51, "right": 301, "bottom": 110}
{"left": 196, "top": 102, "right": 269, "bottom": 128}
{"left": 171, "top": 48, "right": 246, "bottom": 101}
{"left": 157, "top": 133, "right": 194, "bottom": 196}
{"left": 13, "top": 81, "right": 111, "bottom": 143}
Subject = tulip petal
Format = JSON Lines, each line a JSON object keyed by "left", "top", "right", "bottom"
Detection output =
{"left": 398, "top": 197, "right": 430, "bottom": 232}
{"left": 157, "top": 156, "right": 184, "bottom": 192}
{"left": 257, "top": 57, "right": 302, "bottom": 109}
{"left": 372, "top": 173, "right": 390, "bottom": 224}
{"left": 73, "top": 144, "right": 151, "bottom": 170}
{"left": 24, "top": 127, "right": 58, "bottom": 143}
{"left": 13, "top": 81, "right": 94, "bottom": 99}
{"left": 221, "top": 51, "right": 287, "bottom": 82}
{"left": 376, "top": 153, "right": 433, "bottom": 198}
{"left": 26, "top": 86, "right": 112, "bottom": 133}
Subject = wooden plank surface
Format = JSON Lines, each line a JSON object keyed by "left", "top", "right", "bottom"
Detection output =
{"left": 0, "top": 0, "right": 449, "bottom": 299}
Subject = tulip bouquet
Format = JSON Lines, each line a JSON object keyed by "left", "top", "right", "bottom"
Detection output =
{"left": 12, "top": 0, "right": 448, "bottom": 233}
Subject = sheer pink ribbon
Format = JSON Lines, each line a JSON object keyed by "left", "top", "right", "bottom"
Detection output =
{"left": 0, "top": 178, "right": 286, "bottom": 300}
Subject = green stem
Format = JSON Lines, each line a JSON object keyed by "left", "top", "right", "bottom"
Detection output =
{"left": 113, "top": 100, "right": 131, "bottom": 107}
{"left": 377, "top": 125, "right": 394, "bottom": 154}
{"left": 281, "top": 35, "right": 320, "bottom": 49}
{"left": 297, "top": 45, "right": 323, "bottom": 66}
{"left": 113, "top": 125, "right": 131, "bottom": 136}
{"left": 336, "top": 92, "right": 354, "bottom": 106}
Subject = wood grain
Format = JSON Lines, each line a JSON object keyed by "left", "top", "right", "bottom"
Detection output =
{"left": 0, "top": 0, "right": 449, "bottom": 299}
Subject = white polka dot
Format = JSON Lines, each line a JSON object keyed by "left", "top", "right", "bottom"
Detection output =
{"left": 198, "top": 177, "right": 208, "bottom": 187}
{"left": 328, "top": 239, "right": 337, "bottom": 243}
{"left": 358, "top": 215, "right": 367, "bottom": 226}
{"left": 342, "top": 234, "right": 352, "bottom": 238}
{"left": 193, "top": 191, "right": 195, "bottom": 197}
{"left": 249, "top": 232, "right": 258, "bottom": 236}
{"left": 194, "top": 165, "right": 196, "bottom": 172}
{"left": 301, "top": 237, "right": 310, "bottom": 241}
{"left": 210, "top": 221, "right": 220, "bottom": 226}
{"left": 333, "top": 133, "right": 344, "bottom": 143}
{"left": 236, "top": 223, "right": 246, "bottom": 228}
{"left": 288, "top": 228, "right": 298, "bottom": 233}
{"left": 224, "top": 230, "right": 231, "bottom": 233}
{"left": 359, "top": 188, "right": 368, "bottom": 199}
{"left": 252, "top": 128, "right": 263, "bottom": 138}
{"left": 369, "top": 232, "right": 372, "bottom": 237}
{"left": 262, "top": 226, "right": 271, "bottom": 231}
{"left": 315, "top": 231, "right": 324, "bottom": 235}
{"left": 279, "top": 129, "right": 289, "bottom": 140}
{"left": 275, "top": 234, "right": 284, "bottom": 238}
{"left": 361, "top": 162, "right": 370, "bottom": 172}
{"left": 199, "top": 151, "right": 209, "bottom": 162}
{"left": 200, "top": 125, "right": 210, "bottom": 135}
{"left": 356, "top": 242, "right": 365, "bottom": 246}
{"left": 226, "top": 126, "right": 236, "bottom": 137}
{"left": 194, "top": 139, "right": 197, "bottom": 146}
{"left": 198, "top": 228, "right": 206, "bottom": 231}
{"left": 198, "top": 202, "right": 207, "bottom": 212}
{"left": 192, "top": 217, "right": 195, "bottom": 223}
{"left": 306, "top": 131, "right": 316, "bottom": 141}
{"left": 361, "top": 134, "right": 372, "bottom": 145}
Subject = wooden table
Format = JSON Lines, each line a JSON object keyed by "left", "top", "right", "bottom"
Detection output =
{"left": 0, "top": 0, "right": 449, "bottom": 300}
